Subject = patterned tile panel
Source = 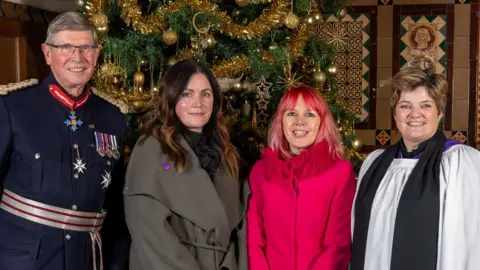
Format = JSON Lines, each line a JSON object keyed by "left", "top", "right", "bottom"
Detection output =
{"left": 313, "top": 14, "right": 371, "bottom": 122}
{"left": 376, "top": 129, "right": 391, "bottom": 145}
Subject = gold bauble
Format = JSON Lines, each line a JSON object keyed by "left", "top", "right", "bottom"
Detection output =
{"left": 201, "top": 34, "right": 217, "bottom": 49}
{"left": 284, "top": 12, "right": 299, "bottom": 29}
{"left": 91, "top": 13, "right": 109, "bottom": 34}
{"left": 312, "top": 11, "right": 322, "bottom": 22}
{"left": 268, "top": 42, "right": 279, "bottom": 51}
{"left": 326, "top": 64, "right": 338, "bottom": 76}
{"left": 235, "top": 0, "right": 249, "bottom": 7}
{"left": 305, "top": 15, "right": 315, "bottom": 25}
{"left": 336, "top": 8, "right": 347, "bottom": 21}
{"left": 167, "top": 56, "right": 179, "bottom": 67}
{"left": 133, "top": 71, "right": 145, "bottom": 87}
{"left": 312, "top": 71, "right": 327, "bottom": 83}
{"left": 132, "top": 100, "right": 145, "bottom": 112}
{"left": 162, "top": 29, "right": 178, "bottom": 45}
{"left": 352, "top": 139, "right": 363, "bottom": 150}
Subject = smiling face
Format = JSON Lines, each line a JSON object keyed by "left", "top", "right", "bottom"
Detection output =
{"left": 394, "top": 86, "right": 443, "bottom": 150}
{"left": 175, "top": 72, "right": 214, "bottom": 133}
{"left": 41, "top": 30, "right": 101, "bottom": 95}
{"left": 282, "top": 95, "right": 321, "bottom": 155}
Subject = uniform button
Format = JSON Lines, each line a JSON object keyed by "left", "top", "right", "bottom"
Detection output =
{"left": 71, "top": 205, "right": 78, "bottom": 211}
{"left": 34, "top": 153, "right": 41, "bottom": 159}
{"left": 65, "top": 234, "right": 71, "bottom": 240}
{"left": 73, "top": 144, "right": 78, "bottom": 149}
{"left": 74, "top": 174, "right": 79, "bottom": 179}
{"left": 107, "top": 161, "right": 111, "bottom": 166}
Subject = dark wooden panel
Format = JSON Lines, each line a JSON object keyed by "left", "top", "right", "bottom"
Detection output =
{"left": 0, "top": 3, "right": 51, "bottom": 84}
{"left": 0, "top": 36, "right": 22, "bottom": 83}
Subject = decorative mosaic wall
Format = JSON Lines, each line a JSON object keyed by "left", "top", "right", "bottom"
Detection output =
{"left": 400, "top": 15, "right": 447, "bottom": 73}
{"left": 312, "top": 14, "right": 371, "bottom": 123}
{"left": 343, "top": 1, "right": 478, "bottom": 152}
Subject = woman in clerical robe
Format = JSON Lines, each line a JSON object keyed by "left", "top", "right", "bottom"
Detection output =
{"left": 351, "top": 67, "right": 480, "bottom": 270}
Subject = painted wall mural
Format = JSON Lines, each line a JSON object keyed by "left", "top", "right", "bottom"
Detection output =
{"left": 400, "top": 15, "right": 447, "bottom": 73}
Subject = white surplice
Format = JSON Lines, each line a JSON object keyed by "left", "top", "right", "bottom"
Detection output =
{"left": 352, "top": 144, "right": 480, "bottom": 270}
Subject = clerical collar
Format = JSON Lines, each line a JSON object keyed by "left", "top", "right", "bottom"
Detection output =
{"left": 44, "top": 73, "right": 90, "bottom": 110}
{"left": 399, "top": 138, "right": 428, "bottom": 159}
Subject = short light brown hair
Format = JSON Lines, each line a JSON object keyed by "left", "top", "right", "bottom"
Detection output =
{"left": 390, "top": 67, "right": 447, "bottom": 115}
{"left": 45, "top": 12, "right": 98, "bottom": 46}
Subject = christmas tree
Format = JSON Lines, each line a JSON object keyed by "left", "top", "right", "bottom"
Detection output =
{"left": 78, "top": 0, "right": 364, "bottom": 172}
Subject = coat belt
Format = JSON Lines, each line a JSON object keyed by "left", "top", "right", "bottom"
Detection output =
{"left": 0, "top": 189, "right": 106, "bottom": 270}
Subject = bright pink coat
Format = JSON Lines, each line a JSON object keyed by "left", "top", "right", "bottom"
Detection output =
{"left": 247, "top": 141, "right": 356, "bottom": 270}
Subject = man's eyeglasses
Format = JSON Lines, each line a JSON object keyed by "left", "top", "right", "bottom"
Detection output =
{"left": 46, "top": 44, "right": 98, "bottom": 55}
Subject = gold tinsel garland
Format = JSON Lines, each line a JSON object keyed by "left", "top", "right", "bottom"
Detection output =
{"left": 212, "top": 55, "right": 250, "bottom": 78}
{"left": 289, "top": 23, "right": 309, "bottom": 59}
{"left": 115, "top": 0, "right": 288, "bottom": 39}
{"left": 85, "top": 0, "right": 309, "bottom": 82}
{"left": 85, "top": 0, "right": 108, "bottom": 22}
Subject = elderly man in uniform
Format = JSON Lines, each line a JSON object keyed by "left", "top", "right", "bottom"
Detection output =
{"left": 0, "top": 12, "right": 129, "bottom": 270}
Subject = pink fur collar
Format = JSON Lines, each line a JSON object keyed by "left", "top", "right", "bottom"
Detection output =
{"left": 262, "top": 140, "right": 337, "bottom": 181}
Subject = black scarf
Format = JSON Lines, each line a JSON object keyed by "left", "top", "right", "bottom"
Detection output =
{"left": 351, "top": 129, "right": 446, "bottom": 270}
{"left": 183, "top": 129, "right": 221, "bottom": 178}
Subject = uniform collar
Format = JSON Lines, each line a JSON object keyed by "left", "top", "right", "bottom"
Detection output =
{"left": 43, "top": 72, "right": 91, "bottom": 110}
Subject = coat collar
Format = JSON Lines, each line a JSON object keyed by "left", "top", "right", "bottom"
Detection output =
{"left": 160, "top": 134, "right": 246, "bottom": 248}
{"left": 262, "top": 140, "right": 337, "bottom": 181}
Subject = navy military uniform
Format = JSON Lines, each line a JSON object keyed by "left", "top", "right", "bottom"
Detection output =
{"left": 0, "top": 74, "right": 129, "bottom": 270}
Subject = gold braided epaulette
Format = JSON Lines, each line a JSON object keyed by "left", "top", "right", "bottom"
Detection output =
{"left": 90, "top": 87, "right": 129, "bottom": 114}
{"left": 0, "top": 79, "right": 38, "bottom": 95}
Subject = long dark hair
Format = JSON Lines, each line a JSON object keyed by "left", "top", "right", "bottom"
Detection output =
{"left": 142, "top": 59, "right": 239, "bottom": 178}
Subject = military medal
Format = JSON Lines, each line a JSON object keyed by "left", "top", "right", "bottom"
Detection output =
{"left": 64, "top": 111, "right": 83, "bottom": 131}
{"left": 110, "top": 135, "right": 120, "bottom": 160}
{"left": 101, "top": 170, "right": 112, "bottom": 189}
{"left": 94, "top": 132, "right": 106, "bottom": 157}
{"left": 104, "top": 133, "right": 113, "bottom": 158}
{"left": 48, "top": 84, "right": 90, "bottom": 131}
{"left": 73, "top": 144, "right": 86, "bottom": 176}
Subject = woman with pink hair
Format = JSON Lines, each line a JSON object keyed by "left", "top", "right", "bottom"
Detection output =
{"left": 247, "top": 86, "right": 355, "bottom": 270}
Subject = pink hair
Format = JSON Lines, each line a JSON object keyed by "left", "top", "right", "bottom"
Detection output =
{"left": 267, "top": 86, "right": 344, "bottom": 159}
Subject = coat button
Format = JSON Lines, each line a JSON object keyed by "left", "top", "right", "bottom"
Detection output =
{"left": 73, "top": 144, "right": 78, "bottom": 149}
{"left": 74, "top": 174, "right": 79, "bottom": 179}
{"left": 106, "top": 161, "right": 111, "bottom": 166}
{"left": 65, "top": 234, "right": 71, "bottom": 240}
{"left": 34, "top": 153, "right": 41, "bottom": 159}
{"left": 71, "top": 205, "right": 78, "bottom": 211}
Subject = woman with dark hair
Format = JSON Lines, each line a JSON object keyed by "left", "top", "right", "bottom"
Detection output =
{"left": 124, "top": 60, "right": 249, "bottom": 270}
{"left": 247, "top": 86, "right": 355, "bottom": 270}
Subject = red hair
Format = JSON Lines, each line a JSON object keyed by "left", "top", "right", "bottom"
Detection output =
{"left": 267, "top": 86, "right": 344, "bottom": 159}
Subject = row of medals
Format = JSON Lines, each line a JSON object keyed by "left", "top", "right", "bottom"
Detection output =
{"left": 94, "top": 131, "right": 121, "bottom": 160}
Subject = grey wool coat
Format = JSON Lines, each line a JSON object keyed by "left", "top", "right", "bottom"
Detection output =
{"left": 124, "top": 135, "right": 250, "bottom": 270}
